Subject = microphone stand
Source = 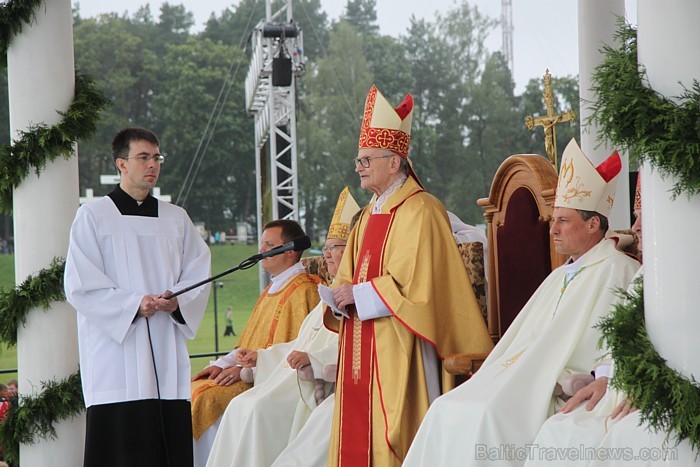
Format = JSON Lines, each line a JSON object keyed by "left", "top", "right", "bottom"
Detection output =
{"left": 165, "top": 235, "right": 309, "bottom": 299}
{"left": 164, "top": 256, "right": 261, "bottom": 300}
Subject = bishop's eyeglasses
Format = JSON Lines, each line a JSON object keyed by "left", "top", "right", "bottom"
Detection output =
{"left": 322, "top": 244, "right": 346, "bottom": 254}
{"left": 353, "top": 154, "right": 394, "bottom": 168}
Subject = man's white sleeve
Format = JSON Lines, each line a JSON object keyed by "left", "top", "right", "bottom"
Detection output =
{"left": 353, "top": 282, "right": 392, "bottom": 320}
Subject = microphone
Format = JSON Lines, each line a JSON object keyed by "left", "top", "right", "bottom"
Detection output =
{"left": 253, "top": 235, "right": 311, "bottom": 260}
{"left": 165, "top": 235, "right": 312, "bottom": 300}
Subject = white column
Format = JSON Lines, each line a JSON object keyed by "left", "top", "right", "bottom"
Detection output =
{"left": 578, "top": 0, "right": 630, "bottom": 229}
{"left": 8, "top": 0, "right": 84, "bottom": 465}
{"left": 638, "top": 0, "right": 700, "bottom": 381}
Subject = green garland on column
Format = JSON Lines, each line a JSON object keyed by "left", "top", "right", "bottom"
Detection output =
{"left": 0, "top": 0, "right": 111, "bottom": 461}
{"left": 598, "top": 280, "right": 700, "bottom": 453}
{"left": 0, "top": 258, "right": 65, "bottom": 346}
{"left": 588, "top": 21, "right": 700, "bottom": 198}
{"left": 0, "top": 372, "right": 84, "bottom": 464}
{"left": 0, "top": 72, "right": 112, "bottom": 213}
{"left": 0, "top": 0, "right": 44, "bottom": 52}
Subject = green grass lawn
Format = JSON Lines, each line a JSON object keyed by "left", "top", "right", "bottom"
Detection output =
{"left": 0, "top": 243, "right": 312, "bottom": 381}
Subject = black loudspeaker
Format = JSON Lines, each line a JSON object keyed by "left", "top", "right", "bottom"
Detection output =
{"left": 272, "top": 56, "right": 293, "bottom": 87}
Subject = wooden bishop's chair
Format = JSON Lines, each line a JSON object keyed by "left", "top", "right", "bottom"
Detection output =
{"left": 478, "top": 154, "right": 565, "bottom": 341}
{"left": 444, "top": 154, "right": 566, "bottom": 383}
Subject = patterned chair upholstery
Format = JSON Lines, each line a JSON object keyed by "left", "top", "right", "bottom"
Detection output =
{"left": 301, "top": 255, "right": 332, "bottom": 285}
{"left": 456, "top": 242, "right": 487, "bottom": 322}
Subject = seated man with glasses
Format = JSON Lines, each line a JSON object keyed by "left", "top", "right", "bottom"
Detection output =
{"left": 191, "top": 219, "right": 322, "bottom": 467}
{"left": 65, "top": 127, "right": 211, "bottom": 467}
{"left": 205, "top": 187, "right": 360, "bottom": 467}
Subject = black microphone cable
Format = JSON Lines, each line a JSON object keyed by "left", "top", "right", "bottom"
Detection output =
{"left": 146, "top": 316, "right": 172, "bottom": 467}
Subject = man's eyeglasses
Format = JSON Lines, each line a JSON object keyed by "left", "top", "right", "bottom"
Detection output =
{"left": 353, "top": 154, "right": 394, "bottom": 168}
{"left": 124, "top": 153, "right": 165, "bottom": 164}
{"left": 322, "top": 244, "right": 346, "bottom": 254}
{"left": 261, "top": 241, "right": 283, "bottom": 251}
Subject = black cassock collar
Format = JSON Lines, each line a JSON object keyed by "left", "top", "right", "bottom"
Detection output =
{"left": 108, "top": 185, "right": 158, "bottom": 217}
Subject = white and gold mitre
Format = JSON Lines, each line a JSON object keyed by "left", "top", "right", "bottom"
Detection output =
{"left": 327, "top": 187, "right": 360, "bottom": 241}
{"left": 555, "top": 139, "right": 622, "bottom": 217}
{"left": 358, "top": 85, "right": 413, "bottom": 158}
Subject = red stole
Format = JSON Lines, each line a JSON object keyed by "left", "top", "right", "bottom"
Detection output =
{"left": 337, "top": 213, "right": 392, "bottom": 467}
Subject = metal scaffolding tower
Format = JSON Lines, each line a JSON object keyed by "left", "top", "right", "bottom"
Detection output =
{"left": 245, "top": 0, "right": 304, "bottom": 233}
{"left": 245, "top": 0, "right": 304, "bottom": 288}
{"left": 501, "top": 0, "right": 514, "bottom": 76}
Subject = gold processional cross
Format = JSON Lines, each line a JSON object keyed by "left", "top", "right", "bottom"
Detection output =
{"left": 524, "top": 69, "right": 576, "bottom": 172}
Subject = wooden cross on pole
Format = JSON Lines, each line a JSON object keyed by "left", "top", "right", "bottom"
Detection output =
{"left": 524, "top": 69, "right": 576, "bottom": 172}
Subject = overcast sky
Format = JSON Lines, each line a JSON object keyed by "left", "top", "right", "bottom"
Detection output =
{"left": 73, "top": 0, "right": 636, "bottom": 93}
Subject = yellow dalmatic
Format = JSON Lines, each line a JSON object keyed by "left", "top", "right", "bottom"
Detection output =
{"left": 324, "top": 176, "right": 493, "bottom": 466}
{"left": 191, "top": 273, "right": 320, "bottom": 439}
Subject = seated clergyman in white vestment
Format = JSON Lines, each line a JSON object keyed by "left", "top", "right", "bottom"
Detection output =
{"left": 529, "top": 176, "right": 697, "bottom": 466}
{"left": 205, "top": 188, "right": 360, "bottom": 467}
{"left": 403, "top": 140, "right": 640, "bottom": 467}
{"left": 524, "top": 173, "right": 647, "bottom": 467}
{"left": 271, "top": 393, "right": 335, "bottom": 467}
{"left": 191, "top": 220, "right": 321, "bottom": 467}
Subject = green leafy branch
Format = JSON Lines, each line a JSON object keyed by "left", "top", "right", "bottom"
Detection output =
{"left": 0, "top": 72, "right": 112, "bottom": 213}
{"left": 588, "top": 21, "right": 700, "bottom": 198}
{"left": 0, "top": 371, "right": 85, "bottom": 464}
{"left": 597, "top": 278, "right": 700, "bottom": 452}
{"left": 0, "top": 258, "right": 66, "bottom": 346}
{"left": 0, "top": 0, "right": 44, "bottom": 55}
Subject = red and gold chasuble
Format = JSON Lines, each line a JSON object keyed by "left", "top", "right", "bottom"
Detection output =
{"left": 337, "top": 213, "right": 393, "bottom": 467}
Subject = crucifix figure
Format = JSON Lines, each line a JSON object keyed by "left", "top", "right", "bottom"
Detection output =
{"left": 524, "top": 69, "right": 576, "bottom": 172}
